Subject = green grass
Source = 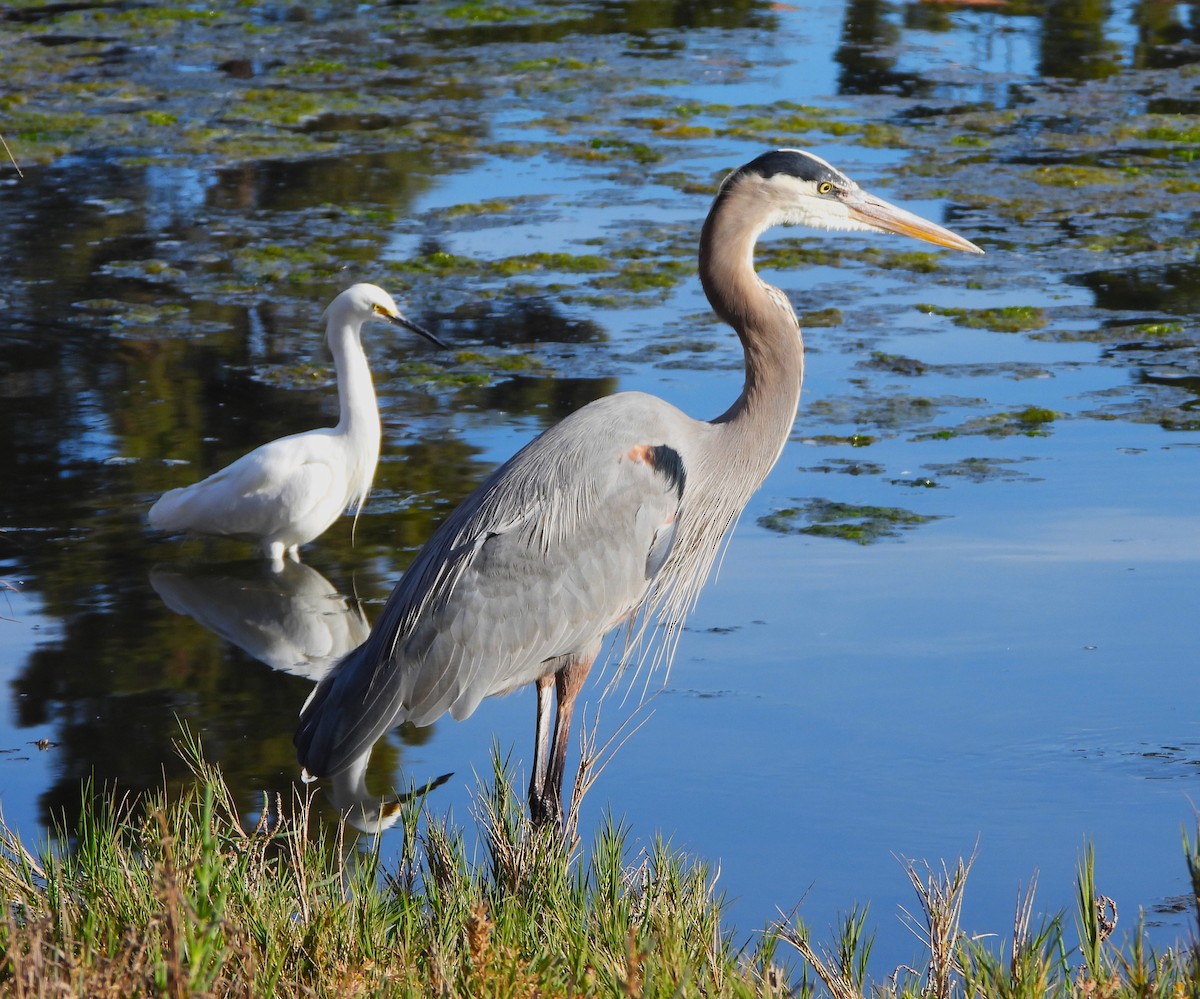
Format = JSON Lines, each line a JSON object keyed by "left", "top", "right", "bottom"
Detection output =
{"left": 0, "top": 733, "right": 1198, "bottom": 996}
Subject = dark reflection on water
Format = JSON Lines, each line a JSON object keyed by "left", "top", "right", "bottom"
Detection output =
{"left": 836, "top": 0, "right": 930, "bottom": 98}
{"left": 210, "top": 150, "right": 440, "bottom": 213}
{"left": 833, "top": 0, "right": 1190, "bottom": 100}
{"left": 0, "top": 156, "right": 185, "bottom": 310}
{"left": 1041, "top": 0, "right": 1122, "bottom": 79}
{"left": 1133, "top": 0, "right": 1200, "bottom": 68}
{"left": 1074, "top": 261, "right": 1200, "bottom": 315}
{"left": 462, "top": 375, "right": 621, "bottom": 425}
{"left": 447, "top": 297, "right": 609, "bottom": 346}
{"left": 423, "top": 0, "right": 778, "bottom": 50}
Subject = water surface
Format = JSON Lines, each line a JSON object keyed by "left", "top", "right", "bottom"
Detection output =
{"left": 1, "top": 0, "right": 1198, "bottom": 978}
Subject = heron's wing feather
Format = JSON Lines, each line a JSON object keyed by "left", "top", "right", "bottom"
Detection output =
{"left": 295, "top": 394, "right": 691, "bottom": 777}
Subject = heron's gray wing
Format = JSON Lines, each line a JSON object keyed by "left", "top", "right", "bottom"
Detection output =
{"left": 295, "top": 395, "right": 689, "bottom": 778}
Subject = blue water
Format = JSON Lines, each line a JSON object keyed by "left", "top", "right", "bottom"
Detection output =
{"left": 1, "top": 0, "right": 1197, "bottom": 982}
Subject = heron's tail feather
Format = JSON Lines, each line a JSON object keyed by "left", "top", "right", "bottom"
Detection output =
{"left": 294, "top": 643, "right": 405, "bottom": 780}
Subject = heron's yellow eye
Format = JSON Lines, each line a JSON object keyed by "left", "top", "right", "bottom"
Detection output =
{"left": 818, "top": 181, "right": 834, "bottom": 195}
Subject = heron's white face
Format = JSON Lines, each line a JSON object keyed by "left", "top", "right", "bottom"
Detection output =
{"left": 763, "top": 172, "right": 872, "bottom": 234}
{"left": 752, "top": 150, "right": 983, "bottom": 254}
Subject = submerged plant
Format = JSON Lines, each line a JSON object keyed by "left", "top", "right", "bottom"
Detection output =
{"left": 758, "top": 498, "right": 943, "bottom": 544}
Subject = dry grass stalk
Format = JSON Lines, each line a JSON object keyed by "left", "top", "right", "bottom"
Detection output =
{"left": 895, "top": 850, "right": 975, "bottom": 998}
{"left": 778, "top": 927, "right": 863, "bottom": 999}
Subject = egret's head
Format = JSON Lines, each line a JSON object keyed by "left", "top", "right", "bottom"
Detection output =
{"left": 329, "top": 283, "right": 447, "bottom": 348}
{"left": 718, "top": 148, "right": 983, "bottom": 254}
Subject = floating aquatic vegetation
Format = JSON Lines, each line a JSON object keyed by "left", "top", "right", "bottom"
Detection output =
{"left": 921, "top": 457, "right": 1043, "bottom": 483}
{"left": 915, "top": 406, "right": 1061, "bottom": 440}
{"left": 798, "top": 459, "right": 885, "bottom": 476}
{"left": 758, "top": 498, "right": 943, "bottom": 544}
{"left": 918, "top": 304, "right": 1050, "bottom": 333}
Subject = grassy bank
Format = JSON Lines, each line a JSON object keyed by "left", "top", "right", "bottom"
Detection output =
{"left": 0, "top": 738, "right": 1197, "bottom": 997}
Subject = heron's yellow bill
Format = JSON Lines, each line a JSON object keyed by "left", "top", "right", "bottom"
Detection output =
{"left": 847, "top": 192, "right": 984, "bottom": 254}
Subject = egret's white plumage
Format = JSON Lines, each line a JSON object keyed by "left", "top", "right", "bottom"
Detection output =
{"left": 149, "top": 283, "right": 442, "bottom": 570}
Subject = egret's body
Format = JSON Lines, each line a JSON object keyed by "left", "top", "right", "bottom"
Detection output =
{"left": 295, "top": 150, "right": 982, "bottom": 823}
{"left": 149, "top": 284, "right": 441, "bottom": 570}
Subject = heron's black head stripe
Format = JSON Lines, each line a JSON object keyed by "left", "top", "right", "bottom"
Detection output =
{"left": 738, "top": 149, "right": 841, "bottom": 186}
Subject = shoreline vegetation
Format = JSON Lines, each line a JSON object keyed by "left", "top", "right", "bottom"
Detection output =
{"left": 0, "top": 736, "right": 1197, "bottom": 997}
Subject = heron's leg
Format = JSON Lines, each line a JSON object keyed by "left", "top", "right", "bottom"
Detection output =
{"left": 528, "top": 674, "right": 555, "bottom": 817}
{"left": 534, "top": 656, "right": 593, "bottom": 827}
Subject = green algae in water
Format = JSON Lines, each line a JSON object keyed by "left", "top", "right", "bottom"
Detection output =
{"left": 922, "top": 457, "right": 1042, "bottom": 483}
{"left": 1015, "top": 406, "right": 1058, "bottom": 426}
{"left": 582, "top": 137, "right": 663, "bottom": 164}
{"left": 758, "top": 499, "right": 943, "bottom": 544}
{"left": 439, "top": 199, "right": 518, "bottom": 219}
{"left": 1031, "top": 165, "right": 1122, "bottom": 187}
{"left": 863, "top": 352, "right": 929, "bottom": 376}
{"left": 445, "top": 0, "right": 541, "bottom": 22}
{"left": 510, "top": 56, "right": 596, "bottom": 72}
{"left": 1132, "top": 118, "right": 1200, "bottom": 144}
{"left": 919, "top": 304, "right": 1049, "bottom": 333}
{"left": 492, "top": 252, "right": 612, "bottom": 277}
{"left": 801, "top": 434, "right": 880, "bottom": 447}
{"left": 799, "top": 308, "right": 843, "bottom": 328}
{"left": 99, "top": 258, "right": 186, "bottom": 284}
{"left": 915, "top": 407, "right": 1060, "bottom": 440}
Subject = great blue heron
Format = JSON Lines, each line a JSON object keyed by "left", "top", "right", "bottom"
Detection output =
{"left": 148, "top": 283, "right": 444, "bottom": 571}
{"left": 294, "top": 150, "right": 983, "bottom": 823}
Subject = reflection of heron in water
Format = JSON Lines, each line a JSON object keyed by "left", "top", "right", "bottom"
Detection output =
{"left": 149, "top": 284, "right": 445, "bottom": 572}
{"left": 295, "top": 149, "right": 983, "bottom": 825}
{"left": 151, "top": 560, "right": 448, "bottom": 830}
{"left": 327, "top": 753, "right": 452, "bottom": 834}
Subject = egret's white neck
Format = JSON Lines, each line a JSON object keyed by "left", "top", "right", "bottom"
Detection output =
{"left": 327, "top": 314, "right": 382, "bottom": 511}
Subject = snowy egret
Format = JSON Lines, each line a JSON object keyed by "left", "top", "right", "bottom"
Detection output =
{"left": 149, "top": 283, "right": 444, "bottom": 570}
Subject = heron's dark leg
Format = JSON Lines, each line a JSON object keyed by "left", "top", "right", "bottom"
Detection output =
{"left": 530, "top": 656, "right": 593, "bottom": 827}
{"left": 528, "top": 674, "right": 555, "bottom": 818}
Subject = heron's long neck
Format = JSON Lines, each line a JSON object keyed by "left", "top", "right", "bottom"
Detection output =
{"left": 640, "top": 187, "right": 807, "bottom": 636}
{"left": 699, "top": 186, "right": 805, "bottom": 479}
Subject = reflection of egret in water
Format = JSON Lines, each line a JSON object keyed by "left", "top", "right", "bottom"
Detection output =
{"left": 150, "top": 560, "right": 449, "bottom": 829}
{"left": 150, "top": 560, "right": 369, "bottom": 680}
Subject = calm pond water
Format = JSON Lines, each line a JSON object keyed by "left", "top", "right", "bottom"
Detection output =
{"left": 2, "top": 0, "right": 1199, "bottom": 979}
